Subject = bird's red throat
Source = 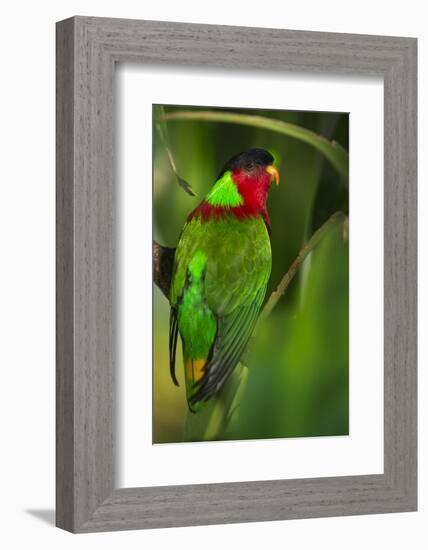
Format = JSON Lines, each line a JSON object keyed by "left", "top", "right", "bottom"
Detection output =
{"left": 188, "top": 168, "right": 272, "bottom": 232}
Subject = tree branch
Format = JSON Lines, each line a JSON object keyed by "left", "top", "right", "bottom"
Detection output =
{"left": 153, "top": 241, "right": 175, "bottom": 299}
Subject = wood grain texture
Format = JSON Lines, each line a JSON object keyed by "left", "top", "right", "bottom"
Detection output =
{"left": 56, "top": 16, "right": 417, "bottom": 533}
{"left": 56, "top": 18, "right": 75, "bottom": 532}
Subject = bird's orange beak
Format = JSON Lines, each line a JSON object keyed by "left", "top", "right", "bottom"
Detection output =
{"left": 266, "top": 165, "right": 280, "bottom": 185}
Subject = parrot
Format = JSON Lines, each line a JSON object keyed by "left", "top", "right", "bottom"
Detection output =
{"left": 169, "top": 148, "right": 280, "bottom": 412}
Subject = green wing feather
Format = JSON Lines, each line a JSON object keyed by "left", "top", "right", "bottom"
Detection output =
{"left": 188, "top": 285, "right": 267, "bottom": 406}
{"left": 169, "top": 307, "right": 179, "bottom": 386}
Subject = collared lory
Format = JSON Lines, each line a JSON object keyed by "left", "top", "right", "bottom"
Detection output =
{"left": 169, "top": 148, "right": 280, "bottom": 412}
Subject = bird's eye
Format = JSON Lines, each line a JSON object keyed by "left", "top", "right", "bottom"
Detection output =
{"left": 245, "top": 162, "right": 254, "bottom": 171}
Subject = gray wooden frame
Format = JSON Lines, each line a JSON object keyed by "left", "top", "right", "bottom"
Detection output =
{"left": 56, "top": 16, "right": 417, "bottom": 533}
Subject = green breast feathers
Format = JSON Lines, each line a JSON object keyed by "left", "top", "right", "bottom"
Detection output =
{"left": 169, "top": 215, "right": 272, "bottom": 411}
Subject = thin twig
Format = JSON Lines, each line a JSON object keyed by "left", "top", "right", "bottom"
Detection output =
{"left": 258, "top": 211, "right": 346, "bottom": 322}
{"left": 155, "top": 106, "right": 196, "bottom": 196}
{"left": 161, "top": 110, "right": 348, "bottom": 182}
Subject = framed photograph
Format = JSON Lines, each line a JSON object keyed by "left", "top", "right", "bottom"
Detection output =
{"left": 151, "top": 104, "right": 349, "bottom": 446}
{"left": 56, "top": 16, "right": 417, "bottom": 532}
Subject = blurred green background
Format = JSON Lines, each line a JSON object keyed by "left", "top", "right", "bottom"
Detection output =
{"left": 153, "top": 104, "right": 349, "bottom": 443}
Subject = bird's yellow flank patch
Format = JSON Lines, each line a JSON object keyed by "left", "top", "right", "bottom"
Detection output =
{"left": 185, "top": 358, "right": 207, "bottom": 385}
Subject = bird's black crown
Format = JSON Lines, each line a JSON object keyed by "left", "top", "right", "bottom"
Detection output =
{"left": 217, "top": 148, "right": 274, "bottom": 179}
